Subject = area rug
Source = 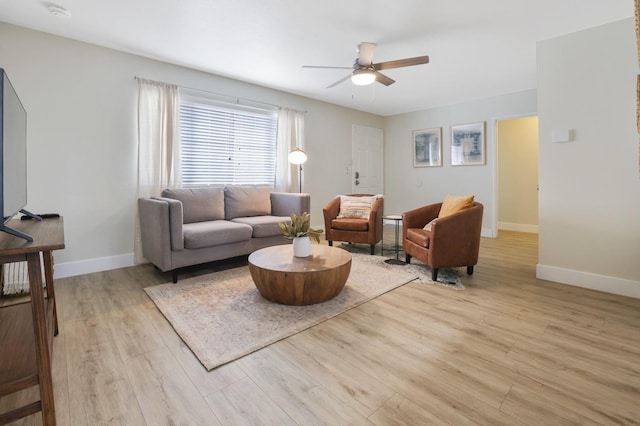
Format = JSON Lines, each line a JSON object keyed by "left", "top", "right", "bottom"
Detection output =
{"left": 144, "top": 253, "right": 419, "bottom": 370}
{"left": 338, "top": 243, "right": 465, "bottom": 290}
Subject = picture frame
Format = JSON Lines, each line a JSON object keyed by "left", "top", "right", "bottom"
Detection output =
{"left": 412, "top": 127, "right": 442, "bottom": 167}
{"left": 451, "top": 121, "right": 486, "bottom": 166}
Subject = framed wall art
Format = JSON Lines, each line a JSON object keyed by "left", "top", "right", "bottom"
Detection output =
{"left": 451, "top": 121, "right": 486, "bottom": 166}
{"left": 412, "top": 127, "right": 442, "bottom": 167}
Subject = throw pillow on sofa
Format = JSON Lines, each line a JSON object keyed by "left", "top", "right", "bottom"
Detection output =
{"left": 225, "top": 186, "right": 272, "bottom": 219}
{"left": 162, "top": 187, "right": 225, "bottom": 223}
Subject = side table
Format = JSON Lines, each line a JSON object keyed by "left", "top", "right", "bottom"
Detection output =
{"left": 383, "top": 215, "right": 406, "bottom": 265}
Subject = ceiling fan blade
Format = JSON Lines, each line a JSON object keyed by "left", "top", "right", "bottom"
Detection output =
{"left": 327, "top": 74, "right": 353, "bottom": 88}
{"left": 357, "top": 42, "right": 376, "bottom": 66}
{"left": 374, "top": 55, "right": 429, "bottom": 71}
{"left": 374, "top": 71, "right": 395, "bottom": 86}
{"left": 302, "top": 65, "right": 353, "bottom": 69}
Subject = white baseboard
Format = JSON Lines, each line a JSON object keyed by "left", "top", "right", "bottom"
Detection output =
{"left": 54, "top": 253, "right": 135, "bottom": 279}
{"left": 498, "top": 222, "right": 538, "bottom": 233}
{"left": 481, "top": 227, "right": 493, "bottom": 238}
{"left": 536, "top": 264, "right": 640, "bottom": 299}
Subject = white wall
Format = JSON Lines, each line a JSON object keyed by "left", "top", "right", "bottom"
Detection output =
{"left": 0, "top": 23, "right": 383, "bottom": 277}
{"left": 383, "top": 91, "right": 537, "bottom": 236}
{"left": 537, "top": 18, "right": 640, "bottom": 298}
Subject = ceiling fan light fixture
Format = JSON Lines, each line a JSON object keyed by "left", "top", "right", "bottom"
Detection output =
{"left": 351, "top": 68, "right": 376, "bottom": 86}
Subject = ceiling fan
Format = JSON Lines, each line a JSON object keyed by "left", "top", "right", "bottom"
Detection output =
{"left": 303, "top": 42, "right": 429, "bottom": 88}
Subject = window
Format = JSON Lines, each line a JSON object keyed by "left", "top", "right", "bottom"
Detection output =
{"left": 179, "top": 91, "right": 278, "bottom": 186}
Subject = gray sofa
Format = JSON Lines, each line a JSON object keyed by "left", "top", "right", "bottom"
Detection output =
{"left": 138, "top": 186, "right": 310, "bottom": 282}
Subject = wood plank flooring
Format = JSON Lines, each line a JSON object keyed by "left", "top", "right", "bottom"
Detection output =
{"left": 1, "top": 230, "right": 639, "bottom": 425}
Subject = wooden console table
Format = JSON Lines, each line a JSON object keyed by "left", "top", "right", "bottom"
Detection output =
{"left": 0, "top": 218, "right": 65, "bottom": 425}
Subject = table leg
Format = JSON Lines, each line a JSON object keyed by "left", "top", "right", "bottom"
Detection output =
{"left": 384, "top": 219, "right": 406, "bottom": 265}
{"left": 42, "top": 251, "right": 58, "bottom": 335}
{"left": 26, "top": 252, "right": 57, "bottom": 425}
{"left": 395, "top": 220, "right": 400, "bottom": 260}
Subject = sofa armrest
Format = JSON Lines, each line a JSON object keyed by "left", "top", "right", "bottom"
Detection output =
{"left": 153, "top": 197, "right": 184, "bottom": 251}
{"left": 368, "top": 196, "right": 384, "bottom": 242}
{"left": 402, "top": 202, "right": 441, "bottom": 242}
{"left": 138, "top": 198, "right": 176, "bottom": 271}
{"left": 270, "top": 192, "right": 310, "bottom": 217}
{"left": 322, "top": 197, "right": 341, "bottom": 233}
{"left": 402, "top": 203, "right": 441, "bottom": 229}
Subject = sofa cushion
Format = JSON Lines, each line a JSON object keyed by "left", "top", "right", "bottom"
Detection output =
{"left": 337, "top": 195, "right": 378, "bottom": 219}
{"left": 438, "top": 194, "right": 474, "bottom": 218}
{"left": 331, "top": 218, "right": 369, "bottom": 232}
{"left": 182, "top": 220, "right": 252, "bottom": 249}
{"left": 162, "top": 187, "right": 225, "bottom": 224}
{"left": 232, "top": 216, "right": 291, "bottom": 238}
{"left": 407, "top": 228, "right": 431, "bottom": 248}
{"left": 225, "top": 186, "right": 272, "bottom": 220}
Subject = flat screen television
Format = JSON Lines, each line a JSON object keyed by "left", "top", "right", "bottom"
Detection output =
{"left": 0, "top": 68, "right": 39, "bottom": 242}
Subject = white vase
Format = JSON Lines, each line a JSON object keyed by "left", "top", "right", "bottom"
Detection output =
{"left": 292, "top": 236, "right": 310, "bottom": 257}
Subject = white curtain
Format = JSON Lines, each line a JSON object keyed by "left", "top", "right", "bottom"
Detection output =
{"left": 275, "top": 108, "right": 305, "bottom": 192}
{"left": 134, "top": 78, "right": 181, "bottom": 263}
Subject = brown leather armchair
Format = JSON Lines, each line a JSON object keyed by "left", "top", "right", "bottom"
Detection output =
{"left": 402, "top": 202, "right": 483, "bottom": 281}
{"left": 323, "top": 194, "right": 384, "bottom": 255}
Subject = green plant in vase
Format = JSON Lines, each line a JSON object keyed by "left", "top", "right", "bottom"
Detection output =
{"left": 278, "top": 212, "right": 323, "bottom": 257}
{"left": 278, "top": 212, "right": 323, "bottom": 242}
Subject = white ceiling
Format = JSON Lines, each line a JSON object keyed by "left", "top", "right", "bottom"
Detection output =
{"left": 0, "top": 0, "right": 633, "bottom": 116}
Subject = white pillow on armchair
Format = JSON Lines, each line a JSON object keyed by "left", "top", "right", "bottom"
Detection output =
{"left": 337, "top": 195, "right": 381, "bottom": 220}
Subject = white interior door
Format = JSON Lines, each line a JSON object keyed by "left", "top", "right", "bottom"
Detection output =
{"left": 352, "top": 125, "right": 383, "bottom": 194}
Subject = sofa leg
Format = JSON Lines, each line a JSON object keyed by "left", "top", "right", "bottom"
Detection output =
{"left": 328, "top": 241, "right": 333, "bottom": 247}
{"left": 467, "top": 266, "right": 474, "bottom": 275}
{"left": 405, "top": 254, "right": 411, "bottom": 264}
{"left": 432, "top": 268, "right": 439, "bottom": 282}
{"left": 370, "top": 244, "right": 375, "bottom": 255}
{"left": 172, "top": 271, "right": 178, "bottom": 284}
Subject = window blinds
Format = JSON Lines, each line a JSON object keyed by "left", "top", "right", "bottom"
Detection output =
{"left": 179, "top": 94, "right": 278, "bottom": 186}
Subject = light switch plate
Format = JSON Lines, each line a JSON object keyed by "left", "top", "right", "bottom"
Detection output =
{"left": 552, "top": 129, "right": 572, "bottom": 143}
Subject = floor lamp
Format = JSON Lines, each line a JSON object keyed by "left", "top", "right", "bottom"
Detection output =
{"left": 288, "top": 148, "right": 308, "bottom": 193}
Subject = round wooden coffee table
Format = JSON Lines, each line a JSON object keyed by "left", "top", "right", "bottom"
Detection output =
{"left": 248, "top": 244, "right": 352, "bottom": 305}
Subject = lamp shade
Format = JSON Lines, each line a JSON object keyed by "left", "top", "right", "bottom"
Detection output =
{"left": 288, "top": 148, "right": 308, "bottom": 165}
{"left": 351, "top": 69, "right": 376, "bottom": 86}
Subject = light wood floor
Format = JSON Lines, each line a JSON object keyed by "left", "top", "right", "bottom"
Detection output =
{"left": 1, "top": 231, "right": 639, "bottom": 425}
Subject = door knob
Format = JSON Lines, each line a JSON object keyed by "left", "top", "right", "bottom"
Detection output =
{"left": 355, "top": 171, "right": 360, "bottom": 178}
{"left": 355, "top": 180, "right": 360, "bottom": 186}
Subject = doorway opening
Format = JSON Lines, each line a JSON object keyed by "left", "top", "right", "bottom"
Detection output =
{"left": 495, "top": 116, "right": 539, "bottom": 235}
